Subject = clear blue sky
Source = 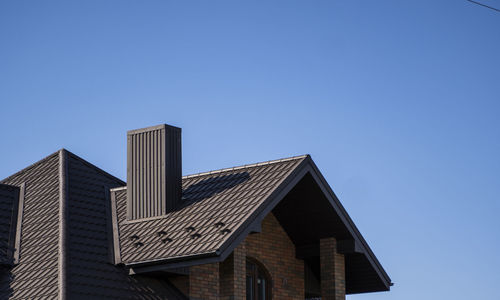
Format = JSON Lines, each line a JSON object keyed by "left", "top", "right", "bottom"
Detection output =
{"left": 1, "top": 1, "right": 499, "bottom": 299}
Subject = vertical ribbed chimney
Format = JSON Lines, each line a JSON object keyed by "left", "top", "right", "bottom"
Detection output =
{"left": 127, "top": 124, "right": 181, "bottom": 220}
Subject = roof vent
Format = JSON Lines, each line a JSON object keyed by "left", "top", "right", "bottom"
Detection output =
{"left": 220, "top": 228, "right": 231, "bottom": 235}
{"left": 190, "top": 233, "right": 201, "bottom": 239}
{"left": 161, "top": 237, "right": 173, "bottom": 243}
{"left": 214, "top": 221, "right": 225, "bottom": 228}
{"left": 127, "top": 124, "right": 182, "bottom": 220}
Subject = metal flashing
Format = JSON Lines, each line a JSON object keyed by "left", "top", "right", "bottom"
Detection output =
{"left": 127, "top": 124, "right": 180, "bottom": 135}
{"left": 13, "top": 183, "right": 25, "bottom": 264}
{"left": 58, "top": 149, "right": 68, "bottom": 300}
{"left": 128, "top": 252, "right": 219, "bottom": 274}
{"left": 110, "top": 186, "right": 127, "bottom": 192}
{"left": 110, "top": 190, "right": 122, "bottom": 264}
{"left": 104, "top": 186, "right": 114, "bottom": 264}
{"left": 183, "top": 154, "right": 309, "bottom": 179}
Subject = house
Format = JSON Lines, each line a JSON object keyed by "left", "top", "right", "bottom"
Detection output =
{"left": 0, "top": 124, "right": 391, "bottom": 300}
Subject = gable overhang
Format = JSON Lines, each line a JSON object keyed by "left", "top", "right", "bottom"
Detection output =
{"left": 306, "top": 159, "right": 392, "bottom": 293}
{"left": 216, "top": 156, "right": 391, "bottom": 293}
{"left": 127, "top": 156, "right": 391, "bottom": 294}
{"left": 271, "top": 164, "right": 391, "bottom": 293}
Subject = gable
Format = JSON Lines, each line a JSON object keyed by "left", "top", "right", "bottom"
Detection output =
{"left": 245, "top": 213, "right": 305, "bottom": 298}
{"left": 272, "top": 171, "right": 389, "bottom": 293}
{"left": 119, "top": 155, "right": 391, "bottom": 294}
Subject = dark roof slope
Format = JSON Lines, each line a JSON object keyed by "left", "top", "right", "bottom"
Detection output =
{"left": 65, "top": 151, "right": 186, "bottom": 299}
{"left": 0, "top": 152, "right": 60, "bottom": 299}
{"left": 0, "top": 150, "right": 190, "bottom": 299}
{"left": 113, "top": 155, "right": 308, "bottom": 265}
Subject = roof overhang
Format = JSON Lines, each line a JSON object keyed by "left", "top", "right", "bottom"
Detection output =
{"left": 271, "top": 159, "right": 392, "bottom": 293}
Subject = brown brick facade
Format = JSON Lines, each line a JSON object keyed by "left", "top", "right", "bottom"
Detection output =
{"left": 245, "top": 213, "right": 305, "bottom": 299}
{"left": 188, "top": 213, "right": 345, "bottom": 299}
{"left": 320, "top": 237, "right": 345, "bottom": 300}
{"left": 189, "top": 262, "right": 220, "bottom": 300}
{"left": 220, "top": 243, "right": 246, "bottom": 300}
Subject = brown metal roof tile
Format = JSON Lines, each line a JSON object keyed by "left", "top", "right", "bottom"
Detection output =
{"left": 115, "top": 155, "right": 307, "bottom": 265}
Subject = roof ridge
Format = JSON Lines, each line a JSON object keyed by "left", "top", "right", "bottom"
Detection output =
{"left": 110, "top": 155, "right": 310, "bottom": 190}
{"left": 0, "top": 150, "right": 60, "bottom": 184}
{"left": 182, "top": 154, "right": 309, "bottom": 179}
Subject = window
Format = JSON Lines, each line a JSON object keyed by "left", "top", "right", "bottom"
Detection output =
{"left": 246, "top": 258, "right": 271, "bottom": 300}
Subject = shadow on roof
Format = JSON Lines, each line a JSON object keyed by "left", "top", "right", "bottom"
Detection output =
{"left": 179, "top": 172, "right": 251, "bottom": 208}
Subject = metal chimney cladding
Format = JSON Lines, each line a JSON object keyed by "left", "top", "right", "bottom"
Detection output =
{"left": 127, "top": 124, "right": 182, "bottom": 220}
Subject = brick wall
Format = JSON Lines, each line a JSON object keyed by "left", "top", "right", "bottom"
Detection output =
{"left": 188, "top": 213, "right": 347, "bottom": 299}
{"left": 189, "top": 263, "right": 220, "bottom": 300}
{"left": 245, "top": 213, "right": 305, "bottom": 299}
{"left": 320, "top": 237, "right": 345, "bottom": 300}
{"left": 220, "top": 243, "right": 246, "bottom": 300}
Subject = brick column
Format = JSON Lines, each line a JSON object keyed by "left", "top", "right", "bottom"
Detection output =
{"left": 220, "top": 243, "right": 246, "bottom": 300}
{"left": 320, "top": 237, "right": 345, "bottom": 300}
{"left": 189, "top": 262, "right": 220, "bottom": 300}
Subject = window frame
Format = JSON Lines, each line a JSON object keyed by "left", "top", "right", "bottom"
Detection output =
{"left": 246, "top": 257, "right": 272, "bottom": 300}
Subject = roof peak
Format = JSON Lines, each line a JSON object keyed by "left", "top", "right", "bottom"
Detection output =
{"left": 1, "top": 148, "right": 125, "bottom": 186}
{"left": 182, "top": 154, "right": 310, "bottom": 179}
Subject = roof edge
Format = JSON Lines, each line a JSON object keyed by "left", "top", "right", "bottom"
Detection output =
{"left": 183, "top": 154, "right": 309, "bottom": 179}
{"left": 125, "top": 250, "right": 219, "bottom": 269}
{"left": 307, "top": 159, "right": 392, "bottom": 290}
{"left": 65, "top": 150, "right": 126, "bottom": 186}
{"left": 0, "top": 150, "right": 60, "bottom": 183}
{"left": 216, "top": 155, "right": 312, "bottom": 259}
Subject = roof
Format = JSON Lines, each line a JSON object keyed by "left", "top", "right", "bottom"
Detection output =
{"left": 0, "top": 150, "right": 189, "bottom": 299}
{"left": 114, "top": 154, "right": 391, "bottom": 293}
{"left": 1, "top": 148, "right": 391, "bottom": 297}
{"left": 0, "top": 151, "right": 61, "bottom": 299}
{"left": 112, "top": 155, "right": 308, "bottom": 266}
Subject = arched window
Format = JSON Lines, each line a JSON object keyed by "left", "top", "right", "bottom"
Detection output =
{"left": 246, "top": 258, "right": 272, "bottom": 300}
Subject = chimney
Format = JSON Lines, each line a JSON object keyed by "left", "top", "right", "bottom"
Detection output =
{"left": 127, "top": 124, "right": 182, "bottom": 220}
